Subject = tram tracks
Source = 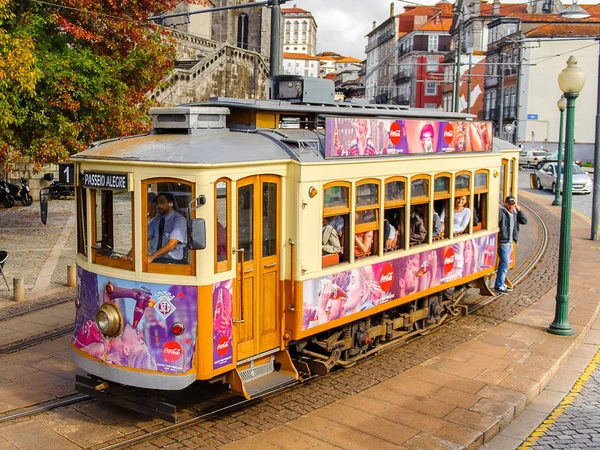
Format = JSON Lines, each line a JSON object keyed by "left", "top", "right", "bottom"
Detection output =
{"left": 0, "top": 393, "right": 90, "bottom": 424}
{"left": 0, "top": 324, "right": 74, "bottom": 356}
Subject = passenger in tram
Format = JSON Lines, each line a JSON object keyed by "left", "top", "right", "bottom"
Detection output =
{"left": 354, "top": 230, "right": 373, "bottom": 257}
{"left": 322, "top": 215, "right": 344, "bottom": 255}
{"left": 147, "top": 193, "right": 158, "bottom": 224}
{"left": 432, "top": 210, "right": 442, "bottom": 238}
{"left": 148, "top": 193, "right": 188, "bottom": 264}
{"left": 384, "top": 219, "right": 397, "bottom": 250}
{"left": 409, "top": 208, "right": 427, "bottom": 244}
{"left": 440, "top": 196, "right": 471, "bottom": 235}
{"left": 217, "top": 220, "right": 227, "bottom": 262}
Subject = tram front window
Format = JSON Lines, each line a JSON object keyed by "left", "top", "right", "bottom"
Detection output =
{"left": 145, "top": 181, "right": 192, "bottom": 266}
{"left": 92, "top": 189, "right": 133, "bottom": 270}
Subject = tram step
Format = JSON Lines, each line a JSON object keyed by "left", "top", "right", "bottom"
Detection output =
{"left": 229, "top": 350, "right": 298, "bottom": 399}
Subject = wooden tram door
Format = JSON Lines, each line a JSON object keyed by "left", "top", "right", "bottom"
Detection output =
{"left": 235, "top": 175, "right": 281, "bottom": 362}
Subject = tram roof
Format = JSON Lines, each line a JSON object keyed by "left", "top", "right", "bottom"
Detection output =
{"left": 187, "top": 97, "right": 476, "bottom": 120}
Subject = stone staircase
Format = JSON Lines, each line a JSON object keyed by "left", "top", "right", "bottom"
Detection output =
{"left": 151, "top": 30, "right": 271, "bottom": 105}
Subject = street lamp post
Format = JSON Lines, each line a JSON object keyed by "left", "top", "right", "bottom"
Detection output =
{"left": 552, "top": 96, "right": 567, "bottom": 206}
{"left": 548, "top": 56, "right": 586, "bottom": 336}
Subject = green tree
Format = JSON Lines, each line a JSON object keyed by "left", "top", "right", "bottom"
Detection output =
{"left": 0, "top": 0, "right": 206, "bottom": 170}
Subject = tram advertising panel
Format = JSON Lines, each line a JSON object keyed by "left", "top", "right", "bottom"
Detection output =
{"left": 302, "top": 234, "right": 497, "bottom": 330}
{"left": 325, "top": 117, "right": 493, "bottom": 158}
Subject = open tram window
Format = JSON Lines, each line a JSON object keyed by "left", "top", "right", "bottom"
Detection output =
{"left": 322, "top": 182, "right": 350, "bottom": 267}
{"left": 215, "top": 179, "right": 230, "bottom": 273}
{"left": 355, "top": 180, "right": 380, "bottom": 259}
{"left": 451, "top": 172, "right": 472, "bottom": 236}
{"left": 433, "top": 174, "right": 451, "bottom": 241}
{"left": 142, "top": 179, "right": 194, "bottom": 275}
{"left": 384, "top": 178, "right": 406, "bottom": 252}
{"left": 77, "top": 187, "right": 88, "bottom": 257}
{"left": 91, "top": 189, "right": 133, "bottom": 270}
{"left": 474, "top": 170, "right": 489, "bottom": 231}
{"left": 409, "top": 176, "right": 430, "bottom": 247}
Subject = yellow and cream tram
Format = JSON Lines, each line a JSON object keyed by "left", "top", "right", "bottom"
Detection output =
{"left": 69, "top": 76, "right": 520, "bottom": 411}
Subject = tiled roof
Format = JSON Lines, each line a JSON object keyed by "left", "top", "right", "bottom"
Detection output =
{"left": 324, "top": 73, "right": 337, "bottom": 80}
{"left": 283, "top": 52, "right": 321, "bottom": 60}
{"left": 419, "top": 18, "right": 453, "bottom": 31}
{"left": 336, "top": 56, "right": 362, "bottom": 63}
{"left": 281, "top": 7, "right": 310, "bottom": 14}
{"left": 526, "top": 22, "right": 600, "bottom": 37}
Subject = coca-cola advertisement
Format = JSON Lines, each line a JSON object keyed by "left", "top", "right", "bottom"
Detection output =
{"left": 325, "top": 117, "right": 493, "bottom": 158}
{"left": 302, "top": 234, "right": 496, "bottom": 330}
{"left": 212, "top": 280, "right": 233, "bottom": 369}
{"left": 73, "top": 267, "right": 198, "bottom": 373}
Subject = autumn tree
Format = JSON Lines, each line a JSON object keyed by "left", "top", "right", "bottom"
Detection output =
{"left": 0, "top": 0, "right": 206, "bottom": 170}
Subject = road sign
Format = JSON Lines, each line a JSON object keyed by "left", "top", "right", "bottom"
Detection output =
{"left": 527, "top": 114, "right": 539, "bottom": 120}
{"left": 504, "top": 124, "right": 514, "bottom": 133}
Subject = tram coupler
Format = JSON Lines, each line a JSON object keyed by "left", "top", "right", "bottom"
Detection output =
{"left": 94, "top": 381, "right": 110, "bottom": 391}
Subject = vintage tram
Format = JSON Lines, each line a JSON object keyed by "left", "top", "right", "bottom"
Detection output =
{"left": 69, "top": 76, "right": 520, "bottom": 411}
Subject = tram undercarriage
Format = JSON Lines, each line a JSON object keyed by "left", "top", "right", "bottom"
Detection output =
{"left": 290, "top": 277, "right": 491, "bottom": 376}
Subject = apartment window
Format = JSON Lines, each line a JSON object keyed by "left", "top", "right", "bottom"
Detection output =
{"left": 293, "top": 21, "right": 299, "bottom": 31}
{"left": 302, "top": 21, "right": 307, "bottom": 31}
{"left": 425, "top": 82, "right": 437, "bottom": 96}
{"left": 428, "top": 35, "right": 438, "bottom": 52}
{"left": 427, "top": 56, "right": 438, "bottom": 72}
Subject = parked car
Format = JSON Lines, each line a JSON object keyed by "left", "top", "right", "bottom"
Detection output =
{"left": 519, "top": 150, "right": 548, "bottom": 169}
{"left": 534, "top": 162, "right": 592, "bottom": 194}
{"left": 535, "top": 152, "right": 582, "bottom": 169}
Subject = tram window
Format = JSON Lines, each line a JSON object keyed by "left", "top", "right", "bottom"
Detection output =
{"left": 474, "top": 170, "right": 489, "bottom": 231}
{"left": 455, "top": 174, "right": 470, "bottom": 192}
{"left": 91, "top": 189, "right": 133, "bottom": 270}
{"left": 77, "top": 187, "right": 87, "bottom": 257}
{"left": 411, "top": 179, "right": 429, "bottom": 198}
{"left": 215, "top": 179, "right": 230, "bottom": 273}
{"left": 144, "top": 180, "right": 194, "bottom": 274}
{"left": 323, "top": 182, "right": 351, "bottom": 267}
{"left": 410, "top": 177, "right": 430, "bottom": 246}
{"left": 355, "top": 181, "right": 379, "bottom": 259}
{"left": 433, "top": 175, "right": 450, "bottom": 241}
{"left": 500, "top": 160, "right": 507, "bottom": 202}
{"left": 263, "top": 182, "right": 277, "bottom": 257}
{"left": 384, "top": 178, "right": 406, "bottom": 252}
{"left": 238, "top": 184, "right": 254, "bottom": 262}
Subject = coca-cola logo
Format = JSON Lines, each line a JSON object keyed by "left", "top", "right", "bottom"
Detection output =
{"left": 444, "top": 123, "right": 454, "bottom": 144}
{"left": 389, "top": 121, "right": 402, "bottom": 146}
{"left": 162, "top": 341, "right": 183, "bottom": 362}
{"left": 216, "top": 335, "right": 230, "bottom": 356}
{"left": 379, "top": 263, "right": 394, "bottom": 292}
{"left": 443, "top": 247, "right": 455, "bottom": 275}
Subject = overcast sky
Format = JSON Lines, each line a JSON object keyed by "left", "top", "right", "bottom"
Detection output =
{"left": 292, "top": 0, "right": 399, "bottom": 59}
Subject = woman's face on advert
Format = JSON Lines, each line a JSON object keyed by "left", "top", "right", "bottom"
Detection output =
{"left": 345, "top": 269, "right": 363, "bottom": 311}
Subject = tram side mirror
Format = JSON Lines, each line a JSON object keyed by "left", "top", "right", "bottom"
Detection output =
{"left": 191, "top": 195, "right": 206, "bottom": 209}
{"left": 188, "top": 218, "right": 206, "bottom": 250}
{"left": 40, "top": 193, "right": 48, "bottom": 225}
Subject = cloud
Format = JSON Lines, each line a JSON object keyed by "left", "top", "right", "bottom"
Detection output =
{"left": 292, "top": 0, "right": 392, "bottom": 59}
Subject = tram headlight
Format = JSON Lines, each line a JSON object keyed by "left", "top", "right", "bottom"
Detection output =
{"left": 95, "top": 303, "right": 123, "bottom": 337}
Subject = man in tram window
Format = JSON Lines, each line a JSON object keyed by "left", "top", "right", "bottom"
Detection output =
{"left": 148, "top": 193, "right": 187, "bottom": 264}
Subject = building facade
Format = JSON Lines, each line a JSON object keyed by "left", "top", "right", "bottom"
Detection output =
{"left": 282, "top": 52, "right": 320, "bottom": 77}
{"left": 281, "top": 6, "right": 317, "bottom": 56}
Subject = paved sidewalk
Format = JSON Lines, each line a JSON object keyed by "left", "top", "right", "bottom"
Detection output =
{"left": 0, "top": 199, "right": 76, "bottom": 310}
{"left": 218, "top": 191, "right": 600, "bottom": 450}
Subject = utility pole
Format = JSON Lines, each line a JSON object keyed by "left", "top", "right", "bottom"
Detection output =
{"left": 498, "top": 51, "right": 504, "bottom": 137}
{"left": 467, "top": 53, "right": 472, "bottom": 114}
{"left": 592, "top": 42, "right": 600, "bottom": 240}
{"left": 453, "top": 28, "right": 462, "bottom": 113}
{"left": 270, "top": 0, "right": 281, "bottom": 76}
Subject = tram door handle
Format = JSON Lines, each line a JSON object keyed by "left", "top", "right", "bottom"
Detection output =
{"left": 235, "top": 248, "right": 246, "bottom": 324}
{"left": 264, "top": 262, "right": 277, "bottom": 268}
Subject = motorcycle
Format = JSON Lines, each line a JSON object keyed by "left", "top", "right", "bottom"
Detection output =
{"left": 43, "top": 173, "right": 74, "bottom": 199}
{"left": 4, "top": 177, "right": 33, "bottom": 206}
{"left": 0, "top": 179, "right": 15, "bottom": 208}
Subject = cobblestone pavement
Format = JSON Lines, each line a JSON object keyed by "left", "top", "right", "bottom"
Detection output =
{"left": 527, "top": 351, "right": 600, "bottom": 449}
{"left": 0, "top": 198, "right": 76, "bottom": 311}
{"left": 99, "top": 195, "right": 559, "bottom": 450}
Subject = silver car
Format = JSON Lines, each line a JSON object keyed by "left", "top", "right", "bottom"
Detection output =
{"left": 519, "top": 150, "right": 549, "bottom": 169}
{"left": 535, "top": 162, "right": 592, "bottom": 194}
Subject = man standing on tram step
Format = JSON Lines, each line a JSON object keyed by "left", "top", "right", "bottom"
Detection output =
{"left": 495, "top": 195, "right": 527, "bottom": 294}
{"left": 148, "top": 193, "right": 187, "bottom": 264}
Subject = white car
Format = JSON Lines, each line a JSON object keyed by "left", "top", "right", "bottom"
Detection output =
{"left": 519, "top": 150, "right": 549, "bottom": 169}
{"left": 534, "top": 162, "right": 592, "bottom": 194}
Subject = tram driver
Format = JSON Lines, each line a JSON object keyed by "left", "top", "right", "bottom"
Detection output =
{"left": 147, "top": 193, "right": 187, "bottom": 264}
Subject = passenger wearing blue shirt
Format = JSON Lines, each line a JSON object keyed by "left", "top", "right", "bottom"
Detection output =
{"left": 148, "top": 193, "right": 187, "bottom": 264}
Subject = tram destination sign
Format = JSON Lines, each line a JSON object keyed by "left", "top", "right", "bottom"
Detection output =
{"left": 325, "top": 117, "right": 493, "bottom": 158}
{"left": 83, "top": 171, "right": 129, "bottom": 190}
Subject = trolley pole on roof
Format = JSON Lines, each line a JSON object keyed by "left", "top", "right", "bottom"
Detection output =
{"left": 270, "top": 0, "right": 282, "bottom": 76}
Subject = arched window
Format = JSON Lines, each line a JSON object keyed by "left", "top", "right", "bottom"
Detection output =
{"left": 237, "top": 14, "right": 249, "bottom": 50}
{"left": 322, "top": 182, "right": 351, "bottom": 267}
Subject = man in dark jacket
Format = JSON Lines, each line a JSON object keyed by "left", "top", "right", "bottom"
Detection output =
{"left": 495, "top": 195, "right": 527, "bottom": 293}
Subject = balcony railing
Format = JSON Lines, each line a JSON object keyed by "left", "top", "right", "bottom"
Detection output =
{"left": 393, "top": 70, "right": 412, "bottom": 84}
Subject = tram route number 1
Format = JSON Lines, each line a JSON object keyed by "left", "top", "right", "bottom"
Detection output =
{"left": 59, "top": 163, "right": 75, "bottom": 186}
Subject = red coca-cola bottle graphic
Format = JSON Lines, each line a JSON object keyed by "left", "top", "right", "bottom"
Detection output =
{"left": 417, "top": 259, "right": 430, "bottom": 277}
{"left": 132, "top": 286, "right": 154, "bottom": 328}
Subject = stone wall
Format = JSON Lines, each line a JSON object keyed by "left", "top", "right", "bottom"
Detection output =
{"left": 150, "top": 44, "right": 270, "bottom": 105}
{"left": 4, "top": 163, "right": 58, "bottom": 202}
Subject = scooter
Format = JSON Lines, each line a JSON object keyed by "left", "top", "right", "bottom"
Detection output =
{"left": 0, "top": 179, "right": 15, "bottom": 208}
{"left": 43, "top": 173, "right": 74, "bottom": 199}
{"left": 4, "top": 177, "right": 33, "bottom": 206}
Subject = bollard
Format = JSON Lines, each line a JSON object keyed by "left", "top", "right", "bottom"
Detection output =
{"left": 13, "top": 277, "right": 24, "bottom": 302}
{"left": 67, "top": 264, "right": 76, "bottom": 288}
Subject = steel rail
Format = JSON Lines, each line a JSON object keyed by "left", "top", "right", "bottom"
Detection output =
{"left": 0, "top": 298, "right": 72, "bottom": 322}
{"left": 0, "top": 394, "right": 90, "bottom": 424}
{"left": 0, "top": 324, "right": 74, "bottom": 356}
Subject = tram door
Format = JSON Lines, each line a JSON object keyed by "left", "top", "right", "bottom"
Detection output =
{"left": 235, "top": 175, "right": 281, "bottom": 361}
